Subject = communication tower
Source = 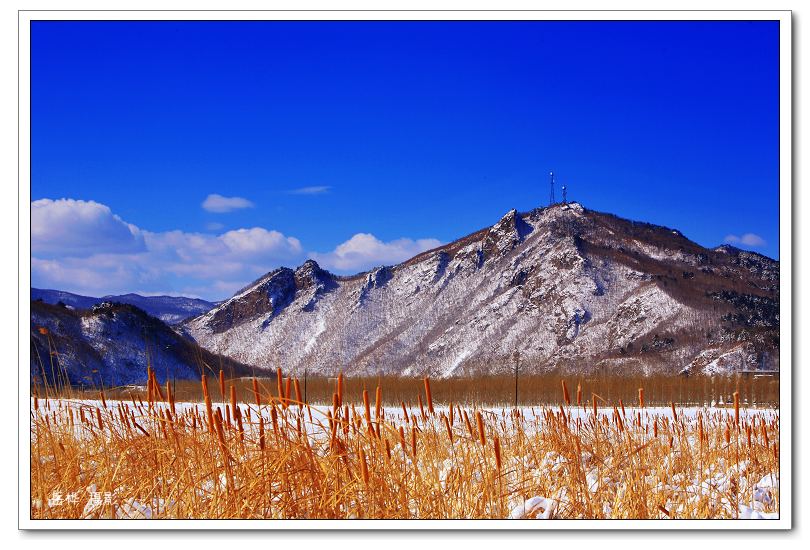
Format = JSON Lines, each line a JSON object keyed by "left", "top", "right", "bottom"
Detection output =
{"left": 549, "top": 171, "right": 556, "bottom": 206}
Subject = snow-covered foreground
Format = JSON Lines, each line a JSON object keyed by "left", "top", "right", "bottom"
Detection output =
{"left": 31, "top": 397, "right": 780, "bottom": 520}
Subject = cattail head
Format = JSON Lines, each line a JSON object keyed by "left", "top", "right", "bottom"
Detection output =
{"left": 464, "top": 410, "right": 474, "bottom": 439}
{"left": 475, "top": 411, "right": 486, "bottom": 446}
{"left": 359, "top": 447, "right": 370, "bottom": 485}
{"left": 276, "top": 368, "right": 284, "bottom": 404}
{"left": 363, "top": 389, "right": 372, "bottom": 426}
{"left": 202, "top": 374, "right": 214, "bottom": 433}
{"left": 494, "top": 436, "right": 502, "bottom": 470}
{"left": 213, "top": 408, "right": 227, "bottom": 450}
{"left": 218, "top": 369, "right": 225, "bottom": 399}
{"left": 284, "top": 377, "right": 292, "bottom": 409}
{"left": 294, "top": 378, "right": 303, "bottom": 407}
{"left": 576, "top": 383, "right": 582, "bottom": 407}
{"left": 670, "top": 401, "right": 678, "bottom": 423}
{"left": 733, "top": 391, "right": 740, "bottom": 426}
{"left": 271, "top": 405, "right": 279, "bottom": 436}
{"left": 424, "top": 377, "right": 434, "bottom": 414}
{"left": 638, "top": 387, "right": 644, "bottom": 409}
{"left": 561, "top": 380, "right": 571, "bottom": 406}
{"left": 235, "top": 406, "right": 244, "bottom": 439}
{"left": 251, "top": 377, "right": 261, "bottom": 408}
{"left": 375, "top": 385, "right": 382, "bottom": 420}
{"left": 335, "top": 372, "right": 343, "bottom": 407}
{"left": 443, "top": 414, "right": 453, "bottom": 443}
{"left": 258, "top": 416, "right": 265, "bottom": 450}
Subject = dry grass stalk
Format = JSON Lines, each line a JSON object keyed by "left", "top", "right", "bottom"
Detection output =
{"left": 31, "top": 373, "right": 780, "bottom": 520}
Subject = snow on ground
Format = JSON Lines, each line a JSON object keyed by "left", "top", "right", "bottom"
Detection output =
{"left": 32, "top": 398, "right": 780, "bottom": 520}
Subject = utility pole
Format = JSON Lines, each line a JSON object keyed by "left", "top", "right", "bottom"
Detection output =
{"left": 513, "top": 351, "right": 521, "bottom": 409}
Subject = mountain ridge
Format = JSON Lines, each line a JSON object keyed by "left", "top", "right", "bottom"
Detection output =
{"left": 183, "top": 202, "right": 779, "bottom": 377}
{"left": 31, "top": 300, "right": 254, "bottom": 387}
{"left": 31, "top": 288, "right": 216, "bottom": 325}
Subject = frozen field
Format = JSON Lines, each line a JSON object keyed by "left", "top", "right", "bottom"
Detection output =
{"left": 30, "top": 394, "right": 780, "bottom": 520}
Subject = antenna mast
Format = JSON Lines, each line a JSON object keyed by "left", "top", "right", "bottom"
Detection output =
{"left": 549, "top": 171, "right": 556, "bottom": 206}
{"left": 561, "top": 183, "right": 567, "bottom": 204}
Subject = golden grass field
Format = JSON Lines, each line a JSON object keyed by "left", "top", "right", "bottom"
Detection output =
{"left": 30, "top": 371, "right": 780, "bottom": 520}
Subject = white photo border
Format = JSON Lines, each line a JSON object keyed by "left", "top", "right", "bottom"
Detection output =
{"left": 17, "top": 9, "right": 792, "bottom": 530}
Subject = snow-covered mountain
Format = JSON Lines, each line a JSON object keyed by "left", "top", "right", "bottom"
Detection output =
{"left": 31, "top": 288, "right": 216, "bottom": 325}
{"left": 31, "top": 300, "right": 252, "bottom": 387}
{"left": 183, "top": 203, "right": 779, "bottom": 377}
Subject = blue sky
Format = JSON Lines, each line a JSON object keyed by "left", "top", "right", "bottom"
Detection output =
{"left": 30, "top": 20, "right": 780, "bottom": 300}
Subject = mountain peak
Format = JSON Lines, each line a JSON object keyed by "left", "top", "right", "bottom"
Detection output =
{"left": 297, "top": 258, "right": 321, "bottom": 271}
{"left": 295, "top": 259, "right": 333, "bottom": 286}
{"left": 482, "top": 208, "right": 533, "bottom": 259}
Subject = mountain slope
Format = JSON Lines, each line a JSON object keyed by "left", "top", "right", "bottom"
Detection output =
{"left": 31, "top": 300, "right": 252, "bottom": 387}
{"left": 183, "top": 203, "right": 779, "bottom": 377}
{"left": 31, "top": 288, "right": 216, "bottom": 325}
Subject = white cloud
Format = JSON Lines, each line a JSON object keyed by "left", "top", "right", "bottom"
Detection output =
{"left": 30, "top": 198, "right": 442, "bottom": 300}
{"left": 311, "top": 233, "right": 442, "bottom": 273}
{"left": 201, "top": 193, "right": 254, "bottom": 213}
{"left": 31, "top": 198, "right": 146, "bottom": 257}
{"left": 288, "top": 186, "right": 331, "bottom": 195}
{"left": 32, "top": 256, "right": 147, "bottom": 294}
{"left": 31, "top": 198, "right": 303, "bottom": 300}
{"left": 220, "top": 228, "right": 302, "bottom": 258}
{"left": 724, "top": 233, "right": 766, "bottom": 247}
